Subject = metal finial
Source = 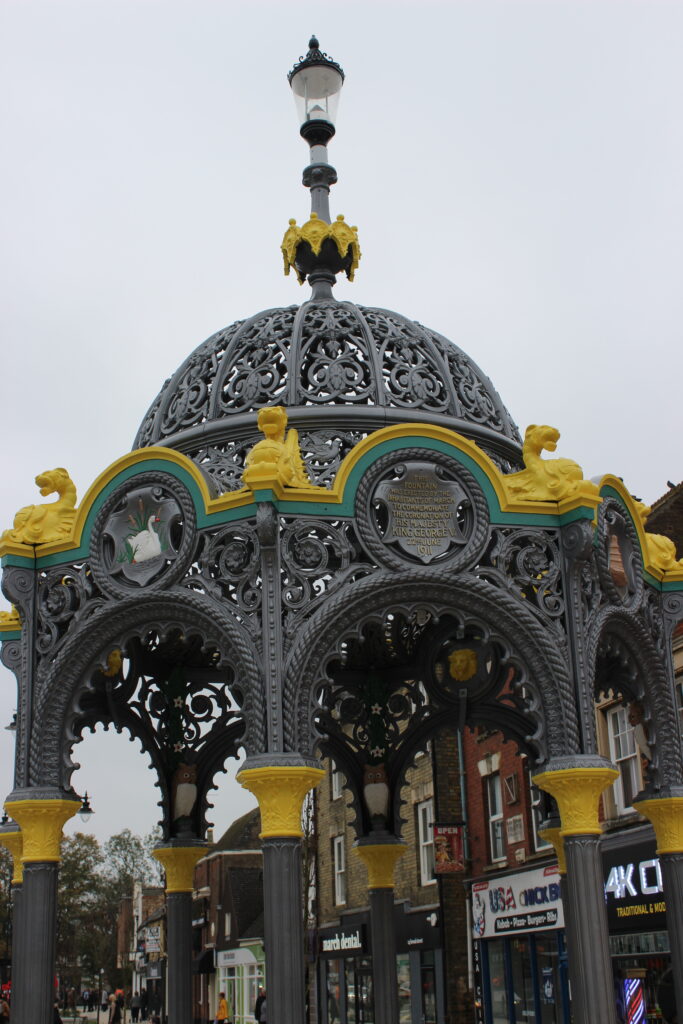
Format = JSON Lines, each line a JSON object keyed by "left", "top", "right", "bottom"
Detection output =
{"left": 309, "top": 35, "right": 319, "bottom": 50}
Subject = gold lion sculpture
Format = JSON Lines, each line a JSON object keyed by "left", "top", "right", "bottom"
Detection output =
{"left": 505, "top": 425, "right": 594, "bottom": 502}
{"left": 2, "top": 468, "right": 77, "bottom": 545}
{"left": 634, "top": 502, "right": 683, "bottom": 572}
{"left": 242, "top": 407, "right": 311, "bottom": 488}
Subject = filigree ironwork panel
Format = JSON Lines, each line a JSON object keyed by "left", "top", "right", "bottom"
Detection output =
{"left": 35, "top": 563, "right": 106, "bottom": 674}
{"left": 183, "top": 523, "right": 262, "bottom": 638}
{"left": 477, "top": 528, "right": 566, "bottom": 633}
{"left": 72, "top": 628, "right": 244, "bottom": 840}
{"left": 361, "top": 310, "right": 450, "bottom": 412}
{"left": 216, "top": 308, "right": 296, "bottom": 412}
{"left": 281, "top": 518, "right": 376, "bottom": 643}
{"left": 156, "top": 322, "right": 243, "bottom": 440}
{"left": 296, "top": 304, "right": 379, "bottom": 404}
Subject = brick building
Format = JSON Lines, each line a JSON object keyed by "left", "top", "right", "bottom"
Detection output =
{"left": 192, "top": 808, "right": 264, "bottom": 1024}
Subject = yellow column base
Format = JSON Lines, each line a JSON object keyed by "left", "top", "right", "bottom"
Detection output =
{"left": 238, "top": 765, "right": 325, "bottom": 838}
{"left": 0, "top": 829, "right": 23, "bottom": 884}
{"left": 4, "top": 798, "right": 79, "bottom": 862}
{"left": 635, "top": 797, "right": 683, "bottom": 854}
{"left": 537, "top": 826, "right": 566, "bottom": 875}
{"left": 354, "top": 843, "right": 406, "bottom": 889}
{"left": 152, "top": 845, "right": 206, "bottom": 893}
{"left": 533, "top": 766, "right": 618, "bottom": 836}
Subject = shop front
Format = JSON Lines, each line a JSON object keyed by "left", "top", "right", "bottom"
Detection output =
{"left": 215, "top": 944, "right": 265, "bottom": 1024}
{"left": 602, "top": 826, "right": 676, "bottom": 1023}
{"left": 470, "top": 864, "right": 569, "bottom": 1024}
{"left": 318, "top": 907, "right": 444, "bottom": 1024}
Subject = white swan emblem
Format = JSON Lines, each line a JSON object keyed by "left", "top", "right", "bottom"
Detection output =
{"left": 127, "top": 515, "right": 162, "bottom": 563}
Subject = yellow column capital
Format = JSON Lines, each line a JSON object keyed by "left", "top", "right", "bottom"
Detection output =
{"left": 353, "top": 842, "right": 406, "bottom": 889}
{"left": 537, "top": 826, "right": 566, "bottom": 875}
{"left": 634, "top": 797, "right": 683, "bottom": 854}
{"left": 152, "top": 845, "right": 206, "bottom": 893}
{"left": 238, "top": 764, "right": 324, "bottom": 838}
{"left": 533, "top": 766, "right": 618, "bottom": 836}
{"left": 4, "top": 798, "right": 79, "bottom": 862}
{"left": 0, "top": 829, "right": 24, "bottom": 884}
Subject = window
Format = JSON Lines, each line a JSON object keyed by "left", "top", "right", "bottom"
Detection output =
{"left": 607, "top": 705, "right": 641, "bottom": 813}
{"left": 333, "top": 835, "right": 346, "bottom": 905}
{"left": 331, "top": 763, "right": 344, "bottom": 800}
{"left": 486, "top": 774, "right": 505, "bottom": 862}
{"left": 529, "top": 780, "right": 551, "bottom": 851}
{"left": 417, "top": 799, "right": 436, "bottom": 885}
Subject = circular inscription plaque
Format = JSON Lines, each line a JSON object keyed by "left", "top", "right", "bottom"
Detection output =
{"left": 356, "top": 450, "right": 489, "bottom": 571}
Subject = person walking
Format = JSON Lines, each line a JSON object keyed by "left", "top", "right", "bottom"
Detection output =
{"left": 254, "top": 988, "right": 265, "bottom": 1022}
{"left": 108, "top": 993, "right": 122, "bottom": 1024}
{"left": 131, "top": 990, "right": 142, "bottom": 1023}
{"left": 215, "top": 990, "right": 229, "bottom": 1024}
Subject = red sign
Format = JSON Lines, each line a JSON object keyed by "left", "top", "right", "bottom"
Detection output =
{"left": 433, "top": 823, "right": 465, "bottom": 873}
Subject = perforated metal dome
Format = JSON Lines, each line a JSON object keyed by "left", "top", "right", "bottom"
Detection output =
{"left": 134, "top": 299, "right": 522, "bottom": 491}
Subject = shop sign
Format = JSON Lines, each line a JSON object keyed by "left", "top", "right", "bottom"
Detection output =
{"left": 216, "top": 948, "right": 257, "bottom": 967}
{"left": 144, "top": 926, "right": 161, "bottom": 953}
{"left": 471, "top": 865, "right": 564, "bottom": 938}
{"left": 433, "top": 823, "right": 465, "bottom": 873}
{"left": 472, "top": 940, "right": 485, "bottom": 1024}
{"left": 319, "top": 926, "right": 365, "bottom": 957}
{"left": 602, "top": 839, "right": 667, "bottom": 933}
{"left": 146, "top": 963, "right": 162, "bottom": 979}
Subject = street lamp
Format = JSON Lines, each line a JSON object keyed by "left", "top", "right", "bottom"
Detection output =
{"left": 77, "top": 792, "right": 94, "bottom": 823}
{"left": 283, "top": 38, "right": 359, "bottom": 298}
{"left": 288, "top": 36, "right": 345, "bottom": 224}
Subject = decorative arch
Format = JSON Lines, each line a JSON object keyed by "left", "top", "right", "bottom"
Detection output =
{"left": 587, "top": 606, "right": 683, "bottom": 791}
{"left": 284, "top": 570, "right": 580, "bottom": 762}
{"left": 28, "top": 589, "right": 264, "bottom": 829}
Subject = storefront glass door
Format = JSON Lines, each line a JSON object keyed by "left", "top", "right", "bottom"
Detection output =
{"left": 509, "top": 937, "right": 535, "bottom": 1021}
{"left": 535, "top": 935, "right": 563, "bottom": 1024}
{"left": 345, "top": 958, "right": 374, "bottom": 1024}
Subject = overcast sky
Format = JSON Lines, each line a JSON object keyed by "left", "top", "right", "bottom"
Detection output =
{"left": 1, "top": 0, "right": 681, "bottom": 842}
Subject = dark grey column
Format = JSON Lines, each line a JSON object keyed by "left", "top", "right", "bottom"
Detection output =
{"left": 9, "top": 883, "right": 23, "bottom": 1013}
{"left": 659, "top": 853, "right": 683, "bottom": 1019}
{"left": 367, "top": 887, "right": 399, "bottom": 1024}
{"left": 14, "top": 862, "right": 59, "bottom": 1024}
{"left": 166, "top": 891, "right": 193, "bottom": 1024}
{"left": 563, "top": 836, "right": 617, "bottom": 1024}
{"left": 262, "top": 837, "right": 305, "bottom": 1024}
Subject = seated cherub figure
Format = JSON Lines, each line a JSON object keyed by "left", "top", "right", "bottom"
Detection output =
{"left": 242, "top": 406, "right": 311, "bottom": 488}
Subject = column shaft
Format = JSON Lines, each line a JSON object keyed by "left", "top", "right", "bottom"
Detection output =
{"left": 15, "top": 862, "right": 59, "bottom": 1024}
{"left": 166, "top": 891, "right": 193, "bottom": 1024}
{"left": 368, "top": 887, "right": 398, "bottom": 1024}
{"left": 563, "top": 836, "right": 617, "bottom": 1024}
{"left": 262, "top": 837, "right": 305, "bottom": 1024}
{"left": 9, "top": 883, "right": 24, "bottom": 1013}
{"left": 659, "top": 852, "right": 683, "bottom": 1018}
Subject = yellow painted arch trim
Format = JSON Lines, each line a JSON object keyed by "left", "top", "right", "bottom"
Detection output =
{"left": 596, "top": 474, "right": 683, "bottom": 584}
{"left": 0, "top": 424, "right": 605, "bottom": 562}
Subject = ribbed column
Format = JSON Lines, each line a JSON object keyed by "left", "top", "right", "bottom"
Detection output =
{"left": 238, "top": 758, "right": 324, "bottom": 1024}
{"left": 354, "top": 840, "right": 406, "bottom": 1024}
{"left": 0, "top": 826, "right": 23, "bottom": 1006}
{"left": 635, "top": 796, "right": 683, "bottom": 1019}
{"left": 152, "top": 843, "right": 206, "bottom": 1024}
{"left": 4, "top": 797, "right": 79, "bottom": 1024}
{"left": 534, "top": 763, "right": 618, "bottom": 1024}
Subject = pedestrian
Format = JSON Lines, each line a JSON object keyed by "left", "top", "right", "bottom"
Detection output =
{"left": 259, "top": 996, "right": 267, "bottom": 1023}
{"left": 254, "top": 987, "right": 265, "bottom": 1022}
{"left": 131, "top": 990, "right": 142, "bottom": 1022}
{"left": 0, "top": 995, "right": 9, "bottom": 1022}
{"left": 54, "top": 1002, "right": 63, "bottom": 1024}
{"left": 215, "top": 990, "right": 229, "bottom": 1024}
{"left": 108, "top": 993, "right": 122, "bottom": 1024}
{"left": 140, "top": 988, "right": 148, "bottom": 1021}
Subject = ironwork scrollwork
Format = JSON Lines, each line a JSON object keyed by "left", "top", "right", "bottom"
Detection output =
{"left": 477, "top": 528, "right": 566, "bottom": 629}
{"left": 185, "top": 524, "right": 262, "bottom": 635}
{"left": 217, "top": 309, "right": 295, "bottom": 411}
{"left": 281, "top": 518, "right": 375, "bottom": 641}
{"left": 35, "top": 563, "right": 105, "bottom": 670}
{"left": 297, "top": 304, "right": 377, "bottom": 404}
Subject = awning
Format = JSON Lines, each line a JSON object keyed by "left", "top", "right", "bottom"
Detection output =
{"left": 193, "top": 949, "right": 215, "bottom": 975}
